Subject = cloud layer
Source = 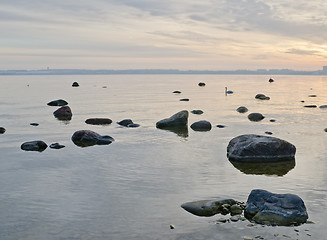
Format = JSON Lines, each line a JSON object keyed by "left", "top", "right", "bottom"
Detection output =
{"left": 1, "top": 0, "right": 327, "bottom": 70}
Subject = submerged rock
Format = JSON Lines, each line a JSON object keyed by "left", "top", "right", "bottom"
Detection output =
{"left": 85, "top": 118, "right": 112, "bottom": 125}
{"left": 245, "top": 189, "right": 308, "bottom": 226}
{"left": 47, "top": 99, "right": 68, "bottom": 106}
{"left": 71, "top": 130, "right": 114, "bottom": 147}
{"left": 156, "top": 110, "right": 188, "bottom": 128}
{"left": 227, "top": 134, "right": 296, "bottom": 163}
{"left": 190, "top": 120, "right": 212, "bottom": 131}
{"left": 248, "top": 113, "right": 265, "bottom": 122}
{"left": 53, "top": 106, "right": 72, "bottom": 120}
{"left": 50, "top": 143, "right": 65, "bottom": 149}
{"left": 21, "top": 140, "right": 48, "bottom": 152}
{"left": 181, "top": 199, "right": 237, "bottom": 217}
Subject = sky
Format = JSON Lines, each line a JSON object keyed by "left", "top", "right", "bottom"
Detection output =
{"left": 1, "top": 0, "right": 327, "bottom": 71}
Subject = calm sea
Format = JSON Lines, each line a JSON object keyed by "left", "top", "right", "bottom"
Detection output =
{"left": 0, "top": 74, "right": 327, "bottom": 239}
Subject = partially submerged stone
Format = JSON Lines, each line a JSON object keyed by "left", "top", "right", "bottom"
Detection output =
{"left": 245, "top": 189, "right": 308, "bottom": 226}
{"left": 255, "top": 94, "right": 270, "bottom": 100}
{"left": 53, "top": 106, "right": 72, "bottom": 120}
{"left": 181, "top": 199, "right": 237, "bottom": 217}
{"left": 85, "top": 118, "right": 112, "bottom": 125}
{"left": 0, "top": 127, "right": 6, "bottom": 134}
{"left": 50, "top": 143, "right": 65, "bottom": 149}
{"left": 190, "top": 120, "right": 212, "bottom": 131}
{"left": 117, "top": 119, "right": 140, "bottom": 128}
{"left": 248, "top": 113, "right": 265, "bottom": 122}
{"left": 191, "top": 110, "right": 204, "bottom": 115}
{"left": 236, "top": 106, "right": 248, "bottom": 113}
{"left": 71, "top": 130, "right": 114, "bottom": 147}
{"left": 227, "top": 134, "right": 296, "bottom": 162}
{"left": 156, "top": 110, "right": 188, "bottom": 128}
{"left": 21, "top": 140, "right": 48, "bottom": 152}
{"left": 47, "top": 99, "right": 68, "bottom": 106}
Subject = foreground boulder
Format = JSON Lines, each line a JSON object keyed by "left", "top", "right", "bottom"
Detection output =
{"left": 71, "top": 130, "right": 114, "bottom": 147}
{"left": 156, "top": 110, "right": 188, "bottom": 128}
{"left": 227, "top": 134, "right": 296, "bottom": 162}
{"left": 21, "top": 140, "right": 48, "bottom": 152}
{"left": 85, "top": 118, "right": 112, "bottom": 125}
{"left": 47, "top": 99, "right": 68, "bottom": 106}
{"left": 190, "top": 120, "right": 212, "bottom": 131}
{"left": 181, "top": 199, "right": 237, "bottom": 217}
{"left": 53, "top": 106, "right": 72, "bottom": 120}
{"left": 245, "top": 189, "right": 308, "bottom": 226}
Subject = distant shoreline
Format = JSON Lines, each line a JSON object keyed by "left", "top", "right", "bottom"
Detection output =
{"left": 1, "top": 69, "right": 327, "bottom": 75}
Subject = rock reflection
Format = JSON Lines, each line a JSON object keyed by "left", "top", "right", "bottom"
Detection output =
{"left": 229, "top": 159, "right": 295, "bottom": 176}
{"left": 157, "top": 126, "right": 188, "bottom": 138}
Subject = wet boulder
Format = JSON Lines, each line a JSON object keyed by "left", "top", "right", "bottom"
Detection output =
{"left": 71, "top": 130, "right": 114, "bottom": 147}
{"left": 190, "top": 120, "right": 212, "bottom": 131}
{"left": 21, "top": 140, "right": 48, "bottom": 152}
{"left": 227, "top": 134, "right": 296, "bottom": 163}
{"left": 245, "top": 189, "right": 308, "bottom": 226}
{"left": 156, "top": 110, "right": 188, "bottom": 128}
{"left": 53, "top": 106, "right": 72, "bottom": 120}
{"left": 47, "top": 99, "right": 68, "bottom": 106}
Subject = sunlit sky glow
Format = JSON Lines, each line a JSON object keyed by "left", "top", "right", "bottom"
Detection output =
{"left": 1, "top": 0, "right": 327, "bottom": 70}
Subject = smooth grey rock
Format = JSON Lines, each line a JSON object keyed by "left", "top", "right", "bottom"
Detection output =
{"left": 227, "top": 134, "right": 296, "bottom": 162}
{"left": 245, "top": 189, "right": 308, "bottom": 226}
{"left": 53, "top": 106, "right": 72, "bottom": 120}
{"left": 255, "top": 94, "right": 270, "bottom": 100}
{"left": 0, "top": 127, "right": 5, "bottom": 134}
{"left": 47, "top": 99, "right": 68, "bottom": 106}
{"left": 248, "top": 113, "right": 265, "bottom": 122}
{"left": 50, "top": 143, "right": 65, "bottom": 149}
{"left": 190, "top": 120, "right": 212, "bottom": 131}
{"left": 71, "top": 130, "right": 114, "bottom": 147}
{"left": 181, "top": 199, "right": 237, "bottom": 217}
{"left": 236, "top": 106, "right": 248, "bottom": 113}
{"left": 21, "top": 140, "right": 48, "bottom": 152}
{"left": 85, "top": 118, "right": 112, "bottom": 125}
{"left": 156, "top": 110, "right": 188, "bottom": 128}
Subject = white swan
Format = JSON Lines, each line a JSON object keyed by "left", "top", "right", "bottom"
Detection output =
{"left": 225, "top": 87, "right": 233, "bottom": 94}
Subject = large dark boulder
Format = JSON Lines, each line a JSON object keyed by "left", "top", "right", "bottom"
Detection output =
{"left": 53, "top": 106, "right": 72, "bottom": 120}
{"left": 85, "top": 118, "right": 112, "bottom": 125}
{"left": 47, "top": 99, "right": 68, "bottom": 106}
{"left": 71, "top": 130, "right": 114, "bottom": 147}
{"left": 156, "top": 110, "right": 188, "bottom": 128}
{"left": 227, "top": 134, "right": 296, "bottom": 162}
{"left": 190, "top": 120, "right": 212, "bottom": 131}
{"left": 245, "top": 189, "right": 308, "bottom": 226}
{"left": 21, "top": 140, "right": 48, "bottom": 152}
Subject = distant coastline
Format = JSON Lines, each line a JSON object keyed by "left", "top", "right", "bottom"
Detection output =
{"left": 1, "top": 68, "right": 327, "bottom": 75}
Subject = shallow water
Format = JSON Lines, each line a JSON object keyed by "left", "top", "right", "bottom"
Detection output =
{"left": 0, "top": 74, "right": 327, "bottom": 239}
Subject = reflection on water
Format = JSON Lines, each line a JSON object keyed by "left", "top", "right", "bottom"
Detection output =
{"left": 156, "top": 126, "right": 189, "bottom": 138}
{"left": 229, "top": 159, "right": 296, "bottom": 176}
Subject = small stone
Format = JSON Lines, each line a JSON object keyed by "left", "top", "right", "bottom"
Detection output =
{"left": 248, "top": 113, "right": 265, "bottom": 122}
{"left": 230, "top": 204, "right": 243, "bottom": 215}
{"left": 0, "top": 127, "right": 6, "bottom": 134}
{"left": 169, "top": 224, "right": 175, "bottom": 229}
{"left": 324, "top": 128, "right": 327, "bottom": 132}
{"left": 53, "top": 106, "right": 72, "bottom": 120}
{"left": 117, "top": 119, "right": 134, "bottom": 127}
{"left": 269, "top": 119, "right": 276, "bottom": 122}
{"left": 265, "top": 131, "right": 273, "bottom": 135}
{"left": 72, "top": 82, "right": 79, "bottom": 87}
{"left": 50, "top": 143, "right": 65, "bottom": 149}
{"left": 304, "top": 105, "right": 317, "bottom": 108}
{"left": 173, "top": 90, "right": 181, "bottom": 94}
{"left": 319, "top": 105, "right": 327, "bottom": 109}
{"left": 230, "top": 215, "right": 241, "bottom": 222}
{"left": 217, "top": 218, "right": 228, "bottom": 223}
{"left": 255, "top": 94, "right": 270, "bottom": 100}
{"left": 191, "top": 110, "right": 203, "bottom": 115}
{"left": 180, "top": 98, "right": 189, "bottom": 101}
{"left": 237, "top": 106, "right": 248, "bottom": 113}
{"left": 216, "top": 125, "right": 226, "bottom": 128}
{"left": 243, "top": 236, "right": 253, "bottom": 240}
{"left": 190, "top": 120, "right": 212, "bottom": 131}
{"left": 308, "top": 94, "right": 317, "bottom": 97}
{"left": 21, "top": 140, "right": 48, "bottom": 152}
{"left": 30, "top": 123, "right": 39, "bottom": 126}
{"left": 85, "top": 118, "right": 112, "bottom": 125}
{"left": 47, "top": 99, "right": 68, "bottom": 106}
{"left": 198, "top": 82, "right": 206, "bottom": 86}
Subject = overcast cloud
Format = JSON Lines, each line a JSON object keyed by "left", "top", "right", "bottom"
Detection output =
{"left": 1, "top": 0, "right": 327, "bottom": 70}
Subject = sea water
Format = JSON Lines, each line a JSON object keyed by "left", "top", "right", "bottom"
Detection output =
{"left": 0, "top": 74, "right": 327, "bottom": 239}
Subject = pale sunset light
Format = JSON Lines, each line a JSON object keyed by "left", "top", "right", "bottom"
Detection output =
{"left": 1, "top": 0, "right": 327, "bottom": 70}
